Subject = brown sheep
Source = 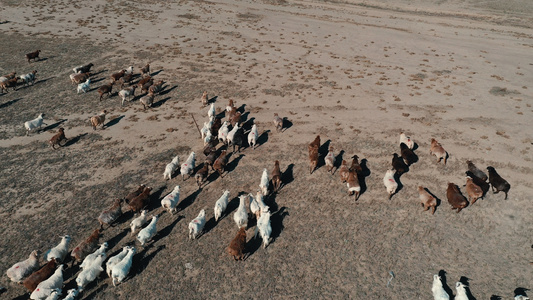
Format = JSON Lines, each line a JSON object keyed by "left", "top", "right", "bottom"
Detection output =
{"left": 128, "top": 186, "right": 153, "bottom": 213}
{"left": 98, "top": 198, "right": 124, "bottom": 229}
{"left": 350, "top": 155, "right": 363, "bottom": 174}
{"left": 140, "top": 63, "right": 150, "bottom": 77}
{"left": 213, "top": 150, "right": 228, "bottom": 177}
{"left": 70, "top": 229, "right": 101, "bottom": 266}
{"left": 430, "top": 138, "right": 447, "bottom": 164}
{"left": 97, "top": 84, "right": 113, "bottom": 101}
{"left": 487, "top": 166, "right": 511, "bottom": 200}
{"left": 309, "top": 135, "right": 321, "bottom": 149}
{"left": 90, "top": 110, "right": 107, "bottom": 130}
{"left": 271, "top": 160, "right": 282, "bottom": 192}
{"left": 325, "top": 146, "right": 336, "bottom": 174}
{"left": 25, "top": 50, "right": 41, "bottom": 63}
{"left": 124, "top": 184, "right": 146, "bottom": 204}
{"left": 227, "top": 227, "right": 246, "bottom": 261}
{"left": 465, "top": 176, "right": 484, "bottom": 205}
{"left": 0, "top": 77, "right": 18, "bottom": 93}
{"left": 110, "top": 70, "right": 126, "bottom": 84}
{"left": 308, "top": 144, "right": 319, "bottom": 174}
{"left": 204, "top": 147, "right": 218, "bottom": 169}
{"left": 201, "top": 91, "right": 208, "bottom": 107}
{"left": 148, "top": 80, "right": 164, "bottom": 95}
{"left": 71, "top": 72, "right": 91, "bottom": 85}
{"left": 273, "top": 113, "right": 283, "bottom": 132}
{"left": 120, "top": 72, "right": 134, "bottom": 89}
{"left": 195, "top": 163, "right": 209, "bottom": 188}
{"left": 417, "top": 186, "right": 437, "bottom": 215}
{"left": 137, "top": 75, "right": 152, "bottom": 88}
{"left": 230, "top": 112, "right": 242, "bottom": 128}
{"left": 346, "top": 170, "right": 360, "bottom": 200}
{"left": 22, "top": 259, "right": 57, "bottom": 292}
{"left": 140, "top": 92, "right": 155, "bottom": 110}
{"left": 49, "top": 127, "right": 68, "bottom": 149}
{"left": 339, "top": 160, "right": 350, "bottom": 183}
{"left": 446, "top": 183, "right": 468, "bottom": 213}
{"left": 466, "top": 160, "right": 488, "bottom": 181}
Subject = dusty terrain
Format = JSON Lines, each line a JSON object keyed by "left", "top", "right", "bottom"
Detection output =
{"left": 0, "top": 0, "right": 532, "bottom": 299}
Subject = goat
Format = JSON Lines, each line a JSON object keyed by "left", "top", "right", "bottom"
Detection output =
{"left": 273, "top": 113, "right": 283, "bottom": 132}
{"left": 417, "top": 186, "right": 437, "bottom": 215}
{"left": 24, "top": 113, "right": 46, "bottom": 135}
{"left": 26, "top": 50, "right": 41, "bottom": 63}
{"left": 49, "top": 128, "right": 68, "bottom": 149}
{"left": 137, "top": 215, "right": 158, "bottom": 246}
{"left": 218, "top": 121, "right": 230, "bottom": 144}
{"left": 163, "top": 155, "right": 180, "bottom": 180}
{"left": 111, "top": 247, "right": 136, "bottom": 286}
{"left": 230, "top": 112, "right": 241, "bottom": 128}
{"left": 430, "top": 138, "right": 447, "bottom": 164}
{"left": 137, "top": 75, "right": 152, "bottom": 89}
{"left": 487, "top": 166, "right": 510, "bottom": 199}
{"left": 205, "top": 147, "right": 218, "bottom": 169}
{"left": 227, "top": 227, "right": 246, "bottom": 260}
{"left": 226, "top": 99, "right": 236, "bottom": 112}
{"left": 383, "top": 169, "right": 398, "bottom": 200}
{"left": 446, "top": 183, "right": 468, "bottom": 213}
{"left": 19, "top": 70, "right": 37, "bottom": 86}
{"left": 63, "top": 289, "right": 79, "bottom": 300}
{"left": 128, "top": 186, "right": 152, "bottom": 214}
{"left": 325, "top": 146, "right": 336, "bottom": 174}
{"left": 90, "top": 110, "right": 106, "bottom": 130}
{"left": 309, "top": 135, "right": 321, "bottom": 149}
{"left": 233, "top": 195, "right": 249, "bottom": 229}
{"left": 118, "top": 85, "right": 136, "bottom": 106}
{"left": 70, "top": 229, "right": 101, "bottom": 266}
{"left": 465, "top": 171, "right": 489, "bottom": 196}
{"left": 98, "top": 199, "right": 124, "bottom": 229}
{"left": 465, "top": 176, "right": 483, "bottom": 205}
{"left": 161, "top": 185, "right": 180, "bottom": 214}
{"left": 22, "top": 259, "right": 57, "bottom": 292}
{"left": 271, "top": 160, "right": 282, "bottom": 192}
{"left": 249, "top": 193, "right": 261, "bottom": 220}
{"left": 399, "top": 132, "right": 414, "bottom": 149}
{"left": 6, "top": 250, "right": 40, "bottom": 283}
{"left": 231, "top": 127, "right": 245, "bottom": 153}
{"left": 129, "top": 210, "right": 148, "bottom": 236}
{"left": 188, "top": 209, "right": 206, "bottom": 240}
{"left": 214, "top": 190, "right": 230, "bottom": 221}
{"left": 77, "top": 78, "right": 91, "bottom": 94}
{"left": 43, "top": 235, "right": 71, "bottom": 262}
{"left": 125, "top": 66, "right": 133, "bottom": 74}
{"left": 97, "top": 84, "right": 113, "bottom": 101}
{"left": 248, "top": 124, "right": 258, "bottom": 149}
{"left": 213, "top": 150, "right": 228, "bottom": 177}
{"left": 120, "top": 72, "right": 134, "bottom": 88}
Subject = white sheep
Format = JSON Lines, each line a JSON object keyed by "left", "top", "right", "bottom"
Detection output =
{"left": 325, "top": 146, "right": 336, "bottom": 173}
{"left": 137, "top": 215, "right": 158, "bottom": 246}
{"left": 106, "top": 246, "right": 131, "bottom": 278}
{"left": 207, "top": 103, "right": 215, "bottom": 119}
{"left": 259, "top": 168, "right": 269, "bottom": 196}
{"left": 30, "top": 264, "right": 64, "bottom": 299}
{"left": 76, "top": 254, "right": 105, "bottom": 292}
{"left": 44, "top": 288, "right": 62, "bottom": 300}
{"left": 79, "top": 242, "right": 108, "bottom": 270}
{"left": 62, "top": 289, "right": 79, "bottom": 300}
{"left": 188, "top": 209, "right": 206, "bottom": 240}
{"left": 130, "top": 209, "right": 148, "bottom": 236}
{"left": 111, "top": 247, "right": 136, "bottom": 286}
{"left": 204, "top": 130, "right": 213, "bottom": 146}
{"left": 180, "top": 151, "right": 196, "bottom": 181}
{"left": 400, "top": 132, "right": 414, "bottom": 149}
{"left": 248, "top": 124, "right": 258, "bottom": 149}
{"left": 217, "top": 121, "right": 229, "bottom": 144}
{"left": 24, "top": 113, "right": 46, "bottom": 135}
{"left": 455, "top": 282, "right": 468, "bottom": 300}
{"left": 515, "top": 296, "right": 530, "bottom": 300}
{"left": 19, "top": 70, "right": 37, "bottom": 86}
{"left": 254, "top": 207, "right": 272, "bottom": 248}
{"left": 76, "top": 78, "right": 90, "bottom": 94}
{"left": 118, "top": 86, "right": 136, "bottom": 106}
{"left": 163, "top": 155, "right": 180, "bottom": 180}
{"left": 256, "top": 190, "right": 268, "bottom": 212}
{"left": 383, "top": 169, "right": 398, "bottom": 200}
{"left": 431, "top": 275, "right": 450, "bottom": 300}
{"left": 6, "top": 250, "right": 40, "bottom": 283}
{"left": 214, "top": 190, "right": 230, "bottom": 222}
{"left": 233, "top": 195, "right": 248, "bottom": 229}
{"left": 249, "top": 193, "right": 261, "bottom": 220}
{"left": 161, "top": 185, "right": 180, "bottom": 214}
{"left": 200, "top": 119, "right": 213, "bottom": 141}
{"left": 44, "top": 235, "right": 71, "bottom": 263}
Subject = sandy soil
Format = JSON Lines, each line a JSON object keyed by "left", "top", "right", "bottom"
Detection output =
{"left": 0, "top": 0, "right": 532, "bottom": 299}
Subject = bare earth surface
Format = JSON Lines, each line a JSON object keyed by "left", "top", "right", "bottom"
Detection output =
{"left": 0, "top": 0, "right": 532, "bottom": 299}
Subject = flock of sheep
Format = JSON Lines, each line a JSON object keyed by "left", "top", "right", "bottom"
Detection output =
{"left": 2, "top": 48, "right": 518, "bottom": 300}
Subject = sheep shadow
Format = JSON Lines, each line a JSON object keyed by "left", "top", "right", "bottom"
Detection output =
{"left": 242, "top": 116, "right": 255, "bottom": 131}
{"left": 391, "top": 172, "right": 404, "bottom": 199}
{"left": 90, "top": 77, "right": 106, "bottom": 84}
{"left": 145, "top": 186, "right": 167, "bottom": 213}
{"left": 333, "top": 150, "right": 345, "bottom": 173}
{"left": 159, "top": 84, "right": 178, "bottom": 96}
{"left": 32, "top": 76, "right": 54, "bottom": 86}
{"left": 490, "top": 296, "right": 502, "bottom": 300}
{"left": 459, "top": 276, "right": 477, "bottom": 300}
{"left": 282, "top": 117, "right": 292, "bottom": 132}
{"left": 152, "top": 97, "right": 171, "bottom": 108}
{"left": 226, "top": 154, "right": 245, "bottom": 174}
{"left": 202, "top": 217, "right": 218, "bottom": 237}
{"left": 41, "top": 119, "right": 67, "bottom": 132}
{"left": 176, "top": 188, "right": 202, "bottom": 212}
{"left": 149, "top": 70, "right": 163, "bottom": 77}
{"left": 207, "top": 95, "right": 218, "bottom": 104}
{"left": 220, "top": 196, "right": 241, "bottom": 221}
{"left": 105, "top": 226, "right": 130, "bottom": 249}
{"left": 81, "top": 282, "right": 109, "bottom": 300}
{"left": 358, "top": 158, "right": 370, "bottom": 197}
{"left": 514, "top": 288, "right": 530, "bottom": 298}
{"left": 105, "top": 115, "right": 125, "bottom": 128}
{"left": 0, "top": 97, "right": 21, "bottom": 109}
{"left": 270, "top": 206, "right": 288, "bottom": 244}
{"left": 438, "top": 270, "right": 455, "bottom": 300}
{"left": 240, "top": 111, "right": 250, "bottom": 124}
{"left": 64, "top": 133, "right": 88, "bottom": 147}
{"left": 256, "top": 130, "right": 269, "bottom": 149}
{"left": 130, "top": 244, "right": 166, "bottom": 277}
{"left": 91, "top": 69, "right": 107, "bottom": 77}
{"left": 245, "top": 232, "right": 263, "bottom": 259}
{"left": 237, "top": 103, "right": 246, "bottom": 114}
{"left": 152, "top": 215, "right": 184, "bottom": 244}
{"left": 280, "top": 163, "right": 295, "bottom": 190}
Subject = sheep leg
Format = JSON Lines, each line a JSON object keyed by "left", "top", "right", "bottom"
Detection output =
{"left": 431, "top": 206, "right": 436, "bottom": 215}
{"left": 504, "top": 191, "right": 508, "bottom": 200}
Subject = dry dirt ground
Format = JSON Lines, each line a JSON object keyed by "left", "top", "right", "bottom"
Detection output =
{"left": 0, "top": 0, "right": 532, "bottom": 299}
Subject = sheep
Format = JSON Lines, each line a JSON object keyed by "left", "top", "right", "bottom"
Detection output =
{"left": 256, "top": 191, "right": 268, "bottom": 212}
{"left": 25, "top": 113, "right": 46, "bottom": 135}
{"left": 446, "top": 183, "right": 469, "bottom": 213}
{"left": 466, "top": 160, "right": 487, "bottom": 181}
{"left": 73, "top": 63, "right": 93, "bottom": 74}
{"left": 137, "top": 75, "right": 152, "bottom": 89}
{"left": 44, "top": 235, "right": 71, "bottom": 262}
{"left": 120, "top": 73, "right": 134, "bottom": 88}
{"left": 203, "top": 130, "right": 213, "bottom": 146}
{"left": 140, "top": 64, "right": 150, "bottom": 77}
{"left": 43, "top": 288, "right": 62, "bottom": 300}
{"left": 6, "top": 250, "right": 40, "bottom": 283}
{"left": 231, "top": 127, "right": 245, "bottom": 153}
{"left": 465, "top": 171, "right": 490, "bottom": 196}
{"left": 70, "top": 72, "right": 91, "bottom": 85}
{"left": 248, "top": 124, "right": 258, "bottom": 149}
{"left": 30, "top": 264, "right": 64, "bottom": 299}
{"left": 234, "top": 195, "right": 249, "bottom": 229}
{"left": 76, "top": 78, "right": 90, "bottom": 94}
{"left": 213, "top": 150, "right": 228, "bottom": 177}
{"left": 79, "top": 243, "right": 108, "bottom": 270}
{"left": 399, "top": 132, "right": 414, "bottom": 149}
{"left": 325, "top": 146, "right": 336, "bottom": 174}
{"left": 465, "top": 176, "right": 484, "bottom": 205}
{"left": 346, "top": 170, "right": 361, "bottom": 200}
{"left": 339, "top": 160, "right": 350, "bottom": 183}
{"left": 0, "top": 77, "right": 18, "bottom": 93}
{"left": 214, "top": 190, "right": 230, "bottom": 222}
{"left": 308, "top": 144, "right": 319, "bottom": 174}
{"left": 431, "top": 274, "right": 450, "bottom": 300}
{"left": 70, "top": 229, "right": 101, "bottom": 266}
{"left": 26, "top": 50, "right": 41, "bottom": 63}
{"left": 392, "top": 153, "right": 408, "bottom": 175}
{"left": 23, "top": 259, "right": 57, "bottom": 292}
{"left": 97, "top": 84, "right": 113, "bottom": 101}
{"left": 210, "top": 117, "right": 222, "bottom": 137}
{"left": 254, "top": 207, "right": 272, "bottom": 248}
{"left": 259, "top": 168, "right": 269, "bottom": 196}
{"left": 106, "top": 246, "right": 130, "bottom": 277}
{"left": 148, "top": 80, "right": 164, "bottom": 95}
{"left": 383, "top": 169, "right": 398, "bottom": 200}
{"left": 128, "top": 186, "right": 152, "bottom": 214}
{"left": 226, "top": 99, "right": 235, "bottom": 112}
{"left": 455, "top": 282, "right": 468, "bottom": 300}
{"left": 201, "top": 119, "right": 213, "bottom": 141}
{"left": 271, "top": 160, "right": 282, "bottom": 192}
{"left": 230, "top": 112, "right": 242, "bottom": 128}
{"left": 140, "top": 78, "right": 154, "bottom": 93}
{"left": 110, "top": 70, "right": 126, "bottom": 84}
{"left": 204, "top": 147, "right": 218, "bottom": 169}
{"left": 487, "top": 166, "right": 511, "bottom": 200}
{"left": 140, "top": 92, "right": 155, "bottom": 110}
{"left": 118, "top": 85, "right": 136, "bottom": 106}
{"left": 76, "top": 254, "right": 105, "bottom": 292}
{"left": 400, "top": 142, "right": 417, "bottom": 165}
{"left": 163, "top": 155, "right": 180, "bottom": 180}
{"left": 130, "top": 210, "right": 148, "bottom": 236}
{"left": 0, "top": 71, "right": 16, "bottom": 82}
{"left": 62, "top": 289, "right": 78, "bottom": 300}
{"left": 90, "top": 110, "right": 106, "bottom": 130}
{"left": 205, "top": 103, "right": 215, "bottom": 120}
{"left": 273, "top": 113, "right": 283, "bottom": 132}
{"left": 227, "top": 123, "right": 239, "bottom": 146}
{"left": 195, "top": 163, "right": 209, "bottom": 188}
{"left": 201, "top": 91, "right": 208, "bottom": 106}
{"left": 249, "top": 193, "right": 261, "bottom": 220}
{"left": 515, "top": 296, "right": 530, "bottom": 300}
{"left": 227, "top": 227, "right": 247, "bottom": 261}
{"left": 98, "top": 199, "right": 123, "bottom": 229}
{"left": 418, "top": 186, "right": 437, "bottom": 215}
{"left": 137, "top": 215, "right": 158, "bottom": 246}
{"left": 111, "top": 247, "right": 136, "bottom": 286}
{"left": 19, "top": 70, "right": 37, "bottom": 86}
{"left": 180, "top": 151, "right": 196, "bottom": 181}
{"left": 188, "top": 209, "right": 206, "bottom": 240}
{"left": 161, "top": 185, "right": 180, "bottom": 214}
{"left": 430, "top": 138, "right": 447, "bottom": 164}
{"left": 48, "top": 128, "right": 68, "bottom": 150}
{"left": 350, "top": 155, "right": 363, "bottom": 174}
{"left": 124, "top": 184, "right": 146, "bottom": 204}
